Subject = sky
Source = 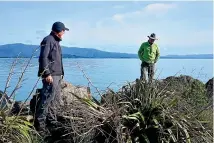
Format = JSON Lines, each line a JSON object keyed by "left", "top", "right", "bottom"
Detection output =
{"left": 0, "top": 1, "right": 213, "bottom": 55}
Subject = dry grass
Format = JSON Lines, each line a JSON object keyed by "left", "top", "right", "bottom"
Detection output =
{"left": 43, "top": 77, "right": 213, "bottom": 143}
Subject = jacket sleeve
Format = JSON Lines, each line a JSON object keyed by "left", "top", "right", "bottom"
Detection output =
{"left": 138, "top": 43, "right": 144, "bottom": 61}
{"left": 39, "top": 38, "right": 52, "bottom": 77}
{"left": 155, "top": 45, "right": 160, "bottom": 63}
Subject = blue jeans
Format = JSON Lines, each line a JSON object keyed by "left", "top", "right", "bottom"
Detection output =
{"left": 35, "top": 76, "right": 62, "bottom": 129}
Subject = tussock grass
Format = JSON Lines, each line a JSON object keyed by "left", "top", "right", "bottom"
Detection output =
{"left": 50, "top": 77, "right": 213, "bottom": 143}
{"left": 0, "top": 110, "right": 39, "bottom": 143}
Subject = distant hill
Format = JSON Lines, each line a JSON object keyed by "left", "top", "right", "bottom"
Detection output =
{"left": 61, "top": 47, "right": 137, "bottom": 58}
{"left": 0, "top": 43, "right": 137, "bottom": 58}
{"left": 0, "top": 43, "right": 213, "bottom": 59}
{"left": 160, "top": 54, "right": 213, "bottom": 59}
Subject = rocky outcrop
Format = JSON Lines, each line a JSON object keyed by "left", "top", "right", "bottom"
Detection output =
{"left": 164, "top": 75, "right": 199, "bottom": 84}
{"left": 162, "top": 76, "right": 213, "bottom": 101}
{"left": 45, "top": 75, "right": 214, "bottom": 143}
{"left": 0, "top": 79, "right": 90, "bottom": 120}
{"left": 61, "top": 80, "right": 90, "bottom": 104}
{"left": 158, "top": 75, "right": 205, "bottom": 92}
{"left": 29, "top": 80, "right": 90, "bottom": 115}
{"left": 120, "top": 75, "right": 206, "bottom": 95}
{"left": 2, "top": 76, "right": 213, "bottom": 143}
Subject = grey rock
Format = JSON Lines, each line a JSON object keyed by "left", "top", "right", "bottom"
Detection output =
{"left": 29, "top": 80, "right": 90, "bottom": 115}
{"left": 61, "top": 80, "right": 90, "bottom": 104}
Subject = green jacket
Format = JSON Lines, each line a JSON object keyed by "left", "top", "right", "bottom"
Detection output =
{"left": 138, "top": 41, "right": 160, "bottom": 64}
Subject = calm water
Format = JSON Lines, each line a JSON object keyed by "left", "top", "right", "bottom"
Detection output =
{"left": 0, "top": 58, "right": 213, "bottom": 101}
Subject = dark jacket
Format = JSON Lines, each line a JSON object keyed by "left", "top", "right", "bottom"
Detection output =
{"left": 38, "top": 32, "right": 64, "bottom": 78}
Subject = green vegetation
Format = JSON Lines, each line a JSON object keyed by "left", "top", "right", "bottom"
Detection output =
{"left": 0, "top": 73, "right": 213, "bottom": 143}
{"left": 0, "top": 108, "right": 40, "bottom": 143}
{"left": 44, "top": 76, "right": 212, "bottom": 143}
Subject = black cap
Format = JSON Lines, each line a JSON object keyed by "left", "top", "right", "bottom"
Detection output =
{"left": 52, "top": 21, "right": 69, "bottom": 33}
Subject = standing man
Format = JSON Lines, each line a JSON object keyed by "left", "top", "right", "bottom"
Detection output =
{"left": 138, "top": 33, "right": 160, "bottom": 83}
{"left": 35, "top": 21, "right": 69, "bottom": 131}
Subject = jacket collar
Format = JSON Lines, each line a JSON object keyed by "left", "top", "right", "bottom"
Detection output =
{"left": 50, "top": 31, "right": 62, "bottom": 42}
{"left": 147, "top": 41, "right": 154, "bottom": 46}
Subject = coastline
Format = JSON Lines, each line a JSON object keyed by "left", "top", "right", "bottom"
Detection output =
{"left": 0, "top": 75, "right": 213, "bottom": 142}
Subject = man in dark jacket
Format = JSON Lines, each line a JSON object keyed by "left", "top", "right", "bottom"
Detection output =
{"left": 35, "top": 21, "right": 69, "bottom": 131}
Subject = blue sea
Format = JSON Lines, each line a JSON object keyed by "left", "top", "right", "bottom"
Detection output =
{"left": 0, "top": 58, "right": 213, "bottom": 101}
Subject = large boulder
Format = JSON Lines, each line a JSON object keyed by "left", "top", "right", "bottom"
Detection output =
{"left": 164, "top": 75, "right": 197, "bottom": 84}
{"left": 61, "top": 80, "right": 90, "bottom": 104}
{"left": 157, "top": 75, "right": 205, "bottom": 94}
{"left": 29, "top": 80, "right": 90, "bottom": 115}
{"left": 115, "top": 75, "right": 208, "bottom": 108}
{"left": 28, "top": 80, "right": 91, "bottom": 142}
{"left": 119, "top": 75, "right": 205, "bottom": 94}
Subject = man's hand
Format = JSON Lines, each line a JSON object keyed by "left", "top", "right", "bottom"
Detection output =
{"left": 45, "top": 75, "right": 53, "bottom": 84}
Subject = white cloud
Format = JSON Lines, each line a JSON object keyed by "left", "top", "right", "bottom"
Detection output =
{"left": 66, "top": 21, "right": 212, "bottom": 53}
{"left": 111, "top": 3, "right": 177, "bottom": 23}
{"left": 58, "top": 2, "right": 212, "bottom": 54}
{"left": 144, "top": 3, "right": 176, "bottom": 14}
{"left": 61, "top": 16, "right": 212, "bottom": 54}
{"left": 112, "top": 11, "right": 140, "bottom": 22}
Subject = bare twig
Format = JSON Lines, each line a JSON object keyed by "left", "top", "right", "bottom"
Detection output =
{"left": 0, "top": 53, "right": 21, "bottom": 107}
{"left": 3, "top": 53, "right": 21, "bottom": 94}
{"left": 0, "top": 47, "right": 40, "bottom": 139}
{"left": 7, "top": 49, "right": 39, "bottom": 100}
{"left": 76, "top": 62, "right": 103, "bottom": 98}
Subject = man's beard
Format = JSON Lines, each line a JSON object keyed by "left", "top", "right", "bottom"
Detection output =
{"left": 148, "top": 40, "right": 154, "bottom": 45}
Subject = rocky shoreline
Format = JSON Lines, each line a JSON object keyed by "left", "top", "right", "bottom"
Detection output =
{"left": 1, "top": 75, "right": 213, "bottom": 109}
{"left": 0, "top": 75, "right": 213, "bottom": 143}
{"left": 0, "top": 75, "right": 213, "bottom": 121}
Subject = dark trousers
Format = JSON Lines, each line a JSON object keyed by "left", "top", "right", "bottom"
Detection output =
{"left": 35, "top": 76, "right": 62, "bottom": 129}
{"left": 140, "top": 61, "right": 155, "bottom": 83}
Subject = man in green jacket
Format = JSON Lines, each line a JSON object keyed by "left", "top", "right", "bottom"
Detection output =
{"left": 138, "top": 33, "right": 160, "bottom": 83}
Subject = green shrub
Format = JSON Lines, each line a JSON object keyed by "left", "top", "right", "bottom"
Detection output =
{"left": 0, "top": 110, "right": 40, "bottom": 143}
